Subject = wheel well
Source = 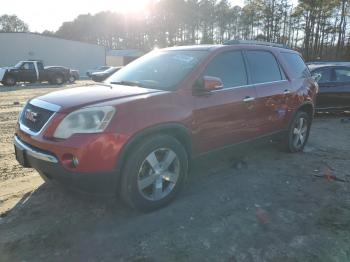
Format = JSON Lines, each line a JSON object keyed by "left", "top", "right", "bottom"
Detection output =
{"left": 52, "top": 72, "right": 64, "bottom": 79}
{"left": 5, "top": 73, "right": 16, "bottom": 80}
{"left": 298, "top": 103, "right": 314, "bottom": 118}
{"left": 126, "top": 126, "right": 191, "bottom": 158}
{"left": 117, "top": 125, "right": 192, "bottom": 174}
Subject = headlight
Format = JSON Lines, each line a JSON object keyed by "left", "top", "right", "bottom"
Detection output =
{"left": 53, "top": 106, "right": 116, "bottom": 139}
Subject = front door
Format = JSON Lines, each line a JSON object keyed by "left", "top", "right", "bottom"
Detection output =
{"left": 192, "top": 50, "right": 258, "bottom": 154}
{"left": 326, "top": 67, "right": 350, "bottom": 109}
{"left": 19, "top": 62, "right": 37, "bottom": 82}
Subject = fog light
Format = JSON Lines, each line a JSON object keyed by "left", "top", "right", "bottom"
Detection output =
{"left": 62, "top": 154, "right": 79, "bottom": 168}
{"left": 72, "top": 156, "right": 79, "bottom": 168}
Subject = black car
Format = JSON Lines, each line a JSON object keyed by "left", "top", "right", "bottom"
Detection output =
{"left": 0, "top": 61, "right": 73, "bottom": 86}
{"left": 308, "top": 62, "right": 350, "bottom": 111}
{"left": 91, "top": 67, "right": 122, "bottom": 82}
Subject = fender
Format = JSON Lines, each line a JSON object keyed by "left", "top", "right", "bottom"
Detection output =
{"left": 288, "top": 101, "right": 314, "bottom": 128}
{"left": 115, "top": 122, "right": 192, "bottom": 175}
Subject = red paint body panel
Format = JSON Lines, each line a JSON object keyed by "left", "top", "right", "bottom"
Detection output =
{"left": 16, "top": 126, "right": 129, "bottom": 173}
{"left": 15, "top": 44, "right": 317, "bottom": 178}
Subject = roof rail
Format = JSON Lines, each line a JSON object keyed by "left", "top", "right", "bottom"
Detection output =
{"left": 223, "top": 40, "right": 290, "bottom": 49}
{"left": 26, "top": 59, "right": 44, "bottom": 62}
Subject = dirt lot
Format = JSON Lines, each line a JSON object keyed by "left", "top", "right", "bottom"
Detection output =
{"left": 1, "top": 82, "right": 350, "bottom": 262}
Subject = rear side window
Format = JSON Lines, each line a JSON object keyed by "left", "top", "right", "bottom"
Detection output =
{"left": 203, "top": 51, "right": 247, "bottom": 88}
{"left": 335, "top": 68, "right": 350, "bottom": 82}
{"left": 312, "top": 68, "right": 333, "bottom": 83}
{"left": 281, "top": 52, "right": 310, "bottom": 79}
{"left": 245, "top": 50, "right": 282, "bottom": 84}
{"left": 37, "top": 62, "right": 44, "bottom": 70}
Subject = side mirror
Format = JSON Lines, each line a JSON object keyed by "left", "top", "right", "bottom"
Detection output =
{"left": 312, "top": 73, "right": 322, "bottom": 83}
{"left": 194, "top": 76, "right": 224, "bottom": 93}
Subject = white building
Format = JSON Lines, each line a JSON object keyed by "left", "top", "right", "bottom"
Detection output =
{"left": 0, "top": 32, "right": 106, "bottom": 76}
{"left": 106, "top": 49, "right": 144, "bottom": 67}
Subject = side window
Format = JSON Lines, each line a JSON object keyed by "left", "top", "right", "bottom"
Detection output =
{"left": 37, "top": 62, "right": 44, "bottom": 70}
{"left": 281, "top": 52, "right": 310, "bottom": 79}
{"left": 28, "top": 63, "right": 35, "bottom": 70}
{"left": 335, "top": 68, "right": 350, "bottom": 82}
{"left": 22, "top": 63, "right": 35, "bottom": 70}
{"left": 313, "top": 68, "right": 333, "bottom": 83}
{"left": 21, "top": 63, "right": 29, "bottom": 70}
{"left": 245, "top": 50, "right": 282, "bottom": 84}
{"left": 203, "top": 51, "right": 247, "bottom": 88}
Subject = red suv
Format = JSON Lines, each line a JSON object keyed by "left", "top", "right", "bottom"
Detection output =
{"left": 14, "top": 42, "right": 317, "bottom": 211}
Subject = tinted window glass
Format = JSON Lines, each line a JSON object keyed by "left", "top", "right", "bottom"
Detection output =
{"left": 203, "top": 51, "right": 247, "bottom": 88}
{"left": 281, "top": 52, "right": 310, "bottom": 79}
{"left": 313, "top": 68, "right": 333, "bottom": 83}
{"left": 22, "top": 62, "right": 35, "bottom": 70}
{"left": 108, "top": 50, "right": 208, "bottom": 91}
{"left": 335, "top": 68, "right": 350, "bottom": 82}
{"left": 37, "top": 62, "right": 44, "bottom": 70}
{"left": 246, "top": 51, "right": 282, "bottom": 84}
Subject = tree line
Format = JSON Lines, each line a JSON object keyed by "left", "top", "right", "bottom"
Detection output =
{"left": 2, "top": 0, "right": 350, "bottom": 61}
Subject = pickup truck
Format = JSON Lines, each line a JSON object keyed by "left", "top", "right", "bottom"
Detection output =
{"left": 0, "top": 60, "right": 74, "bottom": 86}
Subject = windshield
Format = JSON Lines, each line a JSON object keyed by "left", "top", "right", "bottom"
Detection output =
{"left": 105, "top": 67, "right": 118, "bottom": 73}
{"left": 14, "top": 62, "right": 23, "bottom": 68}
{"left": 106, "top": 50, "right": 209, "bottom": 90}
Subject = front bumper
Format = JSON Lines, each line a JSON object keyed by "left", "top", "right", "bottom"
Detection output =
{"left": 14, "top": 135, "right": 118, "bottom": 196}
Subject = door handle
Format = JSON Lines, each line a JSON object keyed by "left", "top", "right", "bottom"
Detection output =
{"left": 243, "top": 96, "right": 255, "bottom": 102}
{"left": 283, "top": 89, "right": 291, "bottom": 94}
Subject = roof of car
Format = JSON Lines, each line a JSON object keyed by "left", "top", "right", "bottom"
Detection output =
{"left": 164, "top": 45, "right": 222, "bottom": 51}
{"left": 163, "top": 42, "right": 295, "bottom": 52}
{"left": 308, "top": 62, "right": 350, "bottom": 71}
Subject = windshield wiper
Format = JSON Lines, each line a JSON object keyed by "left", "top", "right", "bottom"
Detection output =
{"left": 110, "top": 80, "right": 144, "bottom": 87}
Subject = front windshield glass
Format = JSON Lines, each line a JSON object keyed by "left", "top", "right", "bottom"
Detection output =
{"left": 107, "top": 50, "right": 209, "bottom": 90}
{"left": 105, "top": 67, "right": 117, "bottom": 73}
{"left": 14, "top": 62, "right": 23, "bottom": 68}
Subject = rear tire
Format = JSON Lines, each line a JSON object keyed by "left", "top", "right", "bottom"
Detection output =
{"left": 68, "top": 75, "right": 76, "bottom": 83}
{"left": 120, "top": 135, "right": 188, "bottom": 212}
{"left": 52, "top": 74, "right": 64, "bottom": 85}
{"left": 285, "top": 111, "right": 311, "bottom": 152}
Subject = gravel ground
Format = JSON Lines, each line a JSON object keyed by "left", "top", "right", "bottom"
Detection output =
{"left": 0, "top": 82, "right": 350, "bottom": 261}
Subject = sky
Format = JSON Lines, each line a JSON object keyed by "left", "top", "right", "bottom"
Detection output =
{"left": 1, "top": 0, "right": 246, "bottom": 33}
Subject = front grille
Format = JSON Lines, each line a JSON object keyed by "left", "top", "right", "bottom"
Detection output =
{"left": 20, "top": 103, "right": 54, "bottom": 133}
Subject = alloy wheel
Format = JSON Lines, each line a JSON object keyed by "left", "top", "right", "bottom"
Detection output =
{"left": 6, "top": 77, "right": 15, "bottom": 85}
{"left": 292, "top": 117, "right": 308, "bottom": 149}
{"left": 56, "top": 76, "right": 63, "bottom": 84}
{"left": 137, "top": 148, "right": 180, "bottom": 201}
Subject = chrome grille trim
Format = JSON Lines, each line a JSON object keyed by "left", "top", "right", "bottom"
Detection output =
{"left": 19, "top": 99, "right": 61, "bottom": 136}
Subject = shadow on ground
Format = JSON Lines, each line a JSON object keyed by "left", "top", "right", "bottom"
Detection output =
{"left": 1, "top": 118, "right": 350, "bottom": 262}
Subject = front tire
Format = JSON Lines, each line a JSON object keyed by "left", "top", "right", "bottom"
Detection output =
{"left": 286, "top": 111, "right": 311, "bottom": 152}
{"left": 120, "top": 135, "right": 188, "bottom": 212}
{"left": 3, "top": 75, "right": 16, "bottom": 86}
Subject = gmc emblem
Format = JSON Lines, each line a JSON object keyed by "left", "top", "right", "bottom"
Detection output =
{"left": 24, "top": 109, "right": 38, "bottom": 123}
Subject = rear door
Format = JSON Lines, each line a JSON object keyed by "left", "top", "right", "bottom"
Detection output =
{"left": 244, "top": 50, "right": 289, "bottom": 135}
{"left": 278, "top": 52, "right": 314, "bottom": 125}
{"left": 311, "top": 67, "right": 335, "bottom": 109}
{"left": 193, "top": 50, "right": 257, "bottom": 153}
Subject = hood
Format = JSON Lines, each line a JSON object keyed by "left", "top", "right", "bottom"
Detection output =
{"left": 35, "top": 84, "right": 164, "bottom": 111}
{"left": 0, "top": 67, "right": 10, "bottom": 81}
{"left": 92, "top": 71, "right": 107, "bottom": 76}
